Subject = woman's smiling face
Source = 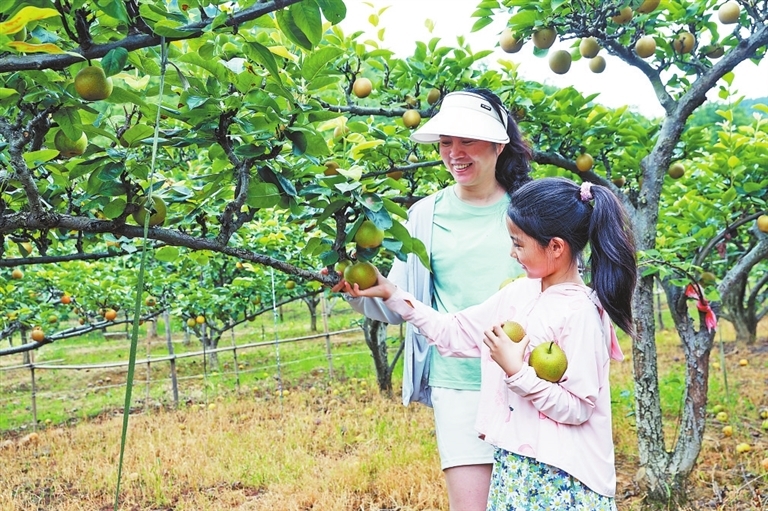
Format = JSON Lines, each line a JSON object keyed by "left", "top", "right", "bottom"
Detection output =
{"left": 439, "top": 136, "right": 503, "bottom": 188}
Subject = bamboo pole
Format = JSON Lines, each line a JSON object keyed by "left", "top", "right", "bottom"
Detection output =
{"left": 321, "top": 291, "right": 334, "bottom": 379}
{"left": 164, "top": 310, "right": 179, "bottom": 407}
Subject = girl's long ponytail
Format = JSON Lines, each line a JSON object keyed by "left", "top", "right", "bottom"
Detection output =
{"left": 587, "top": 186, "right": 637, "bottom": 336}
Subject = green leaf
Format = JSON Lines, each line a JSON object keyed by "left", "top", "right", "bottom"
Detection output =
{"left": 316, "top": 0, "right": 347, "bottom": 24}
{"left": 291, "top": 1, "right": 323, "bottom": 45}
{"left": 246, "top": 182, "right": 281, "bottom": 208}
{"left": 189, "top": 251, "right": 209, "bottom": 266}
{"left": 316, "top": 199, "right": 348, "bottom": 224}
{"left": 382, "top": 198, "right": 408, "bottom": 220}
{"left": 472, "top": 50, "right": 493, "bottom": 61}
{"left": 472, "top": 9, "right": 493, "bottom": 17}
{"left": 23, "top": 149, "right": 59, "bottom": 166}
{"left": 120, "top": 124, "right": 155, "bottom": 147}
{"left": 153, "top": 20, "right": 197, "bottom": 38}
{"left": 155, "top": 246, "right": 180, "bottom": 262}
{"left": 320, "top": 250, "right": 339, "bottom": 266}
{"left": 364, "top": 205, "right": 392, "bottom": 230}
{"left": 410, "top": 236, "right": 431, "bottom": 271}
{"left": 350, "top": 139, "right": 384, "bottom": 159}
{"left": 470, "top": 17, "right": 493, "bottom": 32}
{"left": 53, "top": 108, "right": 83, "bottom": 140}
{"left": 301, "top": 46, "right": 344, "bottom": 82}
{"left": 102, "top": 47, "right": 128, "bottom": 77}
{"left": 291, "top": 127, "right": 329, "bottom": 157}
{"left": 302, "top": 237, "right": 324, "bottom": 257}
{"left": 0, "top": 88, "right": 19, "bottom": 99}
{"left": 103, "top": 198, "right": 127, "bottom": 219}
{"left": 276, "top": 5, "right": 314, "bottom": 50}
{"left": 106, "top": 86, "right": 148, "bottom": 109}
{"left": 247, "top": 41, "right": 283, "bottom": 86}
{"left": 387, "top": 219, "right": 411, "bottom": 250}
{"left": 508, "top": 9, "right": 538, "bottom": 31}
{"left": 97, "top": 0, "right": 129, "bottom": 22}
{"left": 721, "top": 187, "right": 737, "bottom": 203}
{"left": 359, "top": 193, "right": 384, "bottom": 212}
{"left": 286, "top": 130, "right": 307, "bottom": 155}
{"left": 337, "top": 164, "right": 363, "bottom": 181}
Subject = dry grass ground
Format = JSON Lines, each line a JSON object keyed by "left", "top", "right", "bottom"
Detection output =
{"left": 1, "top": 317, "right": 767, "bottom": 510}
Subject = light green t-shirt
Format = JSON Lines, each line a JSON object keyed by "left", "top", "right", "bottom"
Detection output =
{"left": 428, "top": 186, "right": 524, "bottom": 390}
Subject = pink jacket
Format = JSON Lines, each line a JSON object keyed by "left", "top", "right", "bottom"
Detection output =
{"left": 384, "top": 277, "right": 624, "bottom": 497}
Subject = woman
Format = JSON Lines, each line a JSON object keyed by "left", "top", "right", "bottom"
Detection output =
{"left": 340, "top": 88, "right": 532, "bottom": 511}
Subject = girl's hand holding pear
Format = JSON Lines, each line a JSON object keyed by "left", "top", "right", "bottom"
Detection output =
{"left": 483, "top": 324, "right": 530, "bottom": 377}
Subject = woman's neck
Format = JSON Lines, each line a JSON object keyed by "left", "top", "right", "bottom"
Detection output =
{"left": 454, "top": 182, "right": 506, "bottom": 206}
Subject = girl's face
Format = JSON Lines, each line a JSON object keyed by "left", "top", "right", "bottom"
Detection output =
{"left": 506, "top": 217, "right": 554, "bottom": 280}
{"left": 438, "top": 136, "right": 504, "bottom": 188}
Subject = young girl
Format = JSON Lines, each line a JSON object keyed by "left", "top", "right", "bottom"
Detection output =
{"left": 344, "top": 177, "right": 637, "bottom": 510}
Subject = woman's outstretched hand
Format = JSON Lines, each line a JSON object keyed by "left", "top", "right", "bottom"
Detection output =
{"left": 343, "top": 267, "right": 397, "bottom": 300}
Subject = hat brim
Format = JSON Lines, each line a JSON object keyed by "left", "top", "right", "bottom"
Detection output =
{"left": 410, "top": 107, "right": 510, "bottom": 144}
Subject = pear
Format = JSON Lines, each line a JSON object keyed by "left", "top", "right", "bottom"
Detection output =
{"left": 501, "top": 321, "right": 525, "bottom": 342}
{"left": 529, "top": 342, "right": 568, "bottom": 382}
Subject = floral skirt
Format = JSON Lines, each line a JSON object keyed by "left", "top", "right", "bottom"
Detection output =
{"left": 487, "top": 448, "right": 617, "bottom": 511}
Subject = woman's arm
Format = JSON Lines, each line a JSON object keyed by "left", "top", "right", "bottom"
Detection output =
{"left": 343, "top": 294, "right": 404, "bottom": 325}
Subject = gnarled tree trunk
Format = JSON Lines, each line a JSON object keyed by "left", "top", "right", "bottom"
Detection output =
{"left": 362, "top": 318, "right": 393, "bottom": 397}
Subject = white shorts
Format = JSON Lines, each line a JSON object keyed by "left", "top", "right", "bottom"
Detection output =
{"left": 431, "top": 386, "right": 494, "bottom": 470}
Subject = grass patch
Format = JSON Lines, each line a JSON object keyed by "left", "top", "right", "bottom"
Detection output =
{"left": 1, "top": 296, "right": 767, "bottom": 510}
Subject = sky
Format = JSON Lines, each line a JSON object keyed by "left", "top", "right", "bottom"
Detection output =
{"left": 339, "top": 1, "right": 768, "bottom": 119}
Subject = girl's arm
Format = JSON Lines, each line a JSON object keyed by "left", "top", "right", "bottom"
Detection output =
{"left": 349, "top": 270, "right": 513, "bottom": 357}
{"left": 505, "top": 305, "right": 608, "bottom": 425}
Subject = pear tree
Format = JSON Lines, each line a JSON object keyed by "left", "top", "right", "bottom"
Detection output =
{"left": 472, "top": 0, "right": 768, "bottom": 504}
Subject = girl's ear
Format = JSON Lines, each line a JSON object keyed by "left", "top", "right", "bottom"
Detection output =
{"left": 548, "top": 237, "right": 568, "bottom": 258}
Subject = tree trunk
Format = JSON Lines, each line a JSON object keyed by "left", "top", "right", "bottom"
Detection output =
{"left": 302, "top": 294, "right": 319, "bottom": 332}
{"left": 721, "top": 272, "right": 757, "bottom": 344}
{"left": 148, "top": 318, "right": 158, "bottom": 339}
{"left": 631, "top": 276, "right": 672, "bottom": 500}
{"left": 655, "top": 277, "right": 665, "bottom": 331}
{"left": 362, "top": 318, "right": 392, "bottom": 396}
{"left": 200, "top": 325, "right": 219, "bottom": 369}
{"left": 719, "top": 239, "right": 768, "bottom": 345}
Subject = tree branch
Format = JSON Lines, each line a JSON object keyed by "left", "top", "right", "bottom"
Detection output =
{"left": 0, "top": 250, "right": 124, "bottom": 268}
{"left": 0, "top": 212, "right": 339, "bottom": 286}
{"left": 693, "top": 211, "right": 765, "bottom": 267}
{"left": 0, "top": 0, "right": 306, "bottom": 73}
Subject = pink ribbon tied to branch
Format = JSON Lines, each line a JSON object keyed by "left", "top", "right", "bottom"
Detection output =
{"left": 685, "top": 283, "right": 717, "bottom": 332}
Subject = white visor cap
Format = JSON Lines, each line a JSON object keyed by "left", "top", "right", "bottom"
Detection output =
{"left": 410, "top": 91, "right": 510, "bottom": 144}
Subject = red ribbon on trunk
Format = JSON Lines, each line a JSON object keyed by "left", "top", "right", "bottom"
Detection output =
{"left": 685, "top": 283, "right": 717, "bottom": 332}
